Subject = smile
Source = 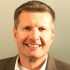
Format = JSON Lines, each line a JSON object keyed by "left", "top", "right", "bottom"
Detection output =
{"left": 25, "top": 44, "right": 42, "bottom": 48}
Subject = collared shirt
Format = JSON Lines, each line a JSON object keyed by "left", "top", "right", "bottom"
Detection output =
{"left": 15, "top": 54, "right": 48, "bottom": 70}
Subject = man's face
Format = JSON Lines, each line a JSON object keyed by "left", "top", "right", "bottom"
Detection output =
{"left": 13, "top": 11, "right": 54, "bottom": 59}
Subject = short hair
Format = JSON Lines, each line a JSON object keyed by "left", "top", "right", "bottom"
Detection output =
{"left": 14, "top": 0, "right": 55, "bottom": 29}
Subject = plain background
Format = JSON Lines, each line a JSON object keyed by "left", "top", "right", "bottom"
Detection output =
{"left": 0, "top": 0, "right": 70, "bottom": 64}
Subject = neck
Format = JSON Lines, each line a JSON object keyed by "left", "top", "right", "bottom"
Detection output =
{"left": 19, "top": 54, "right": 47, "bottom": 70}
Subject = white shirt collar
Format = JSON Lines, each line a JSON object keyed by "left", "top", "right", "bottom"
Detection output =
{"left": 15, "top": 54, "right": 48, "bottom": 70}
{"left": 15, "top": 55, "right": 20, "bottom": 70}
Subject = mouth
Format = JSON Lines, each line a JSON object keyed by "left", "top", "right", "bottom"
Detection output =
{"left": 24, "top": 43, "right": 42, "bottom": 48}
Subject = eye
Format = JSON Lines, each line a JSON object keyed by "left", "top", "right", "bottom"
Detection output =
{"left": 23, "top": 26, "right": 31, "bottom": 31}
{"left": 39, "top": 27, "right": 46, "bottom": 32}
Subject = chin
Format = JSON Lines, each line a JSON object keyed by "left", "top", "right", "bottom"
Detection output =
{"left": 28, "top": 53, "right": 43, "bottom": 59}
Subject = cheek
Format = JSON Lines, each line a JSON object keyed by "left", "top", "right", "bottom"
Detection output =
{"left": 42, "top": 33, "right": 50, "bottom": 41}
{"left": 42, "top": 34, "right": 53, "bottom": 52}
{"left": 15, "top": 33, "right": 30, "bottom": 47}
{"left": 15, "top": 31, "right": 26, "bottom": 40}
{"left": 41, "top": 32, "right": 53, "bottom": 45}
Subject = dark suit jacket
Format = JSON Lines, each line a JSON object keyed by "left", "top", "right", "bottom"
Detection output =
{"left": 0, "top": 55, "right": 70, "bottom": 70}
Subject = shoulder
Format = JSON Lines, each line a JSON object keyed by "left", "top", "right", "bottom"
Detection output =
{"left": 0, "top": 56, "right": 17, "bottom": 69}
{"left": 54, "top": 59, "right": 70, "bottom": 70}
{"left": 0, "top": 56, "right": 16, "bottom": 64}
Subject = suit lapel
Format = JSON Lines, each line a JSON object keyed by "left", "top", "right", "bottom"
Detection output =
{"left": 46, "top": 55, "right": 57, "bottom": 70}
{"left": 6, "top": 56, "right": 17, "bottom": 70}
{"left": 5, "top": 55, "right": 57, "bottom": 70}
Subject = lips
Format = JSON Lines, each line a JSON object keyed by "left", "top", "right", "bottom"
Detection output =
{"left": 25, "top": 43, "right": 41, "bottom": 48}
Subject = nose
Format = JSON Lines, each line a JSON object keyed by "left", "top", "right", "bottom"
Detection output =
{"left": 28, "top": 28, "right": 40, "bottom": 43}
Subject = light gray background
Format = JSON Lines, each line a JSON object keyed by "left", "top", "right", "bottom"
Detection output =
{"left": 0, "top": 0, "right": 70, "bottom": 64}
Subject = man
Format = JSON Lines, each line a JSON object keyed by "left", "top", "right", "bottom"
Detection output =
{"left": 0, "top": 0, "right": 70, "bottom": 70}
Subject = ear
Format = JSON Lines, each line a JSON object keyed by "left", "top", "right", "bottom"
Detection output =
{"left": 51, "top": 23, "right": 54, "bottom": 41}
{"left": 13, "top": 27, "right": 18, "bottom": 41}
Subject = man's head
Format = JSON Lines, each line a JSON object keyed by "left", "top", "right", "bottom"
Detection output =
{"left": 13, "top": 1, "right": 55, "bottom": 60}
{"left": 14, "top": 1, "right": 55, "bottom": 29}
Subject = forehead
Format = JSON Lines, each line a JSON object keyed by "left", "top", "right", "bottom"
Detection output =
{"left": 18, "top": 11, "right": 53, "bottom": 27}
